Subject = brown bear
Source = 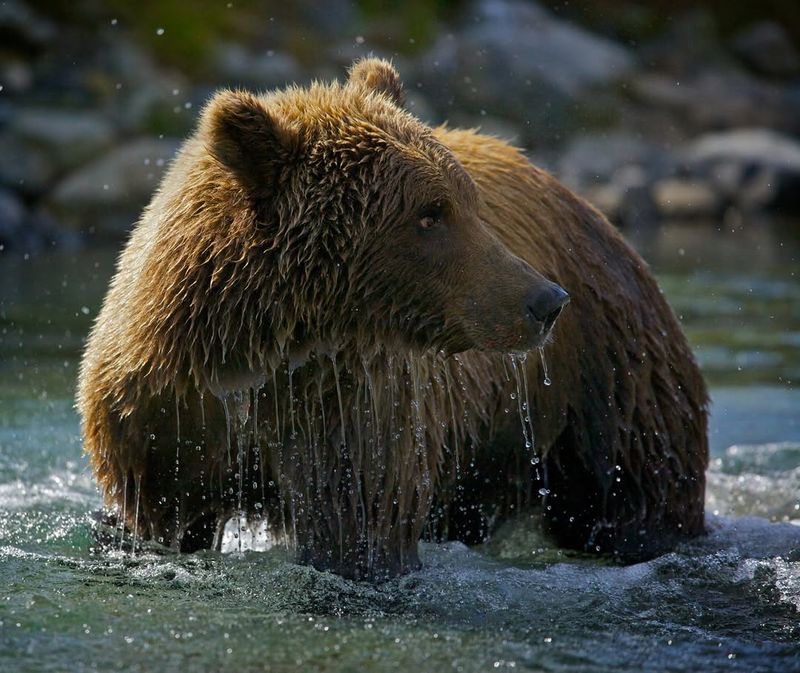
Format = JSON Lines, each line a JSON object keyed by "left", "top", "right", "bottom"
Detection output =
{"left": 78, "top": 58, "right": 708, "bottom": 579}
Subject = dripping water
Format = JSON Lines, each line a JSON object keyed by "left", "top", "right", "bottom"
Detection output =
{"left": 539, "top": 346, "right": 551, "bottom": 386}
{"left": 118, "top": 474, "right": 128, "bottom": 551}
{"left": 287, "top": 368, "right": 296, "bottom": 441}
{"left": 221, "top": 396, "right": 232, "bottom": 465}
{"left": 174, "top": 393, "right": 182, "bottom": 544}
{"left": 230, "top": 390, "right": 251, "bottom": 553}
{"left": 509, "top": 354, "right": 533, "bottom": 452}
{"left": 331, "top": 353, "right": 347, "bottom": 448}
{"left": 131, "top": 474, "right": 142, "bottom": 554}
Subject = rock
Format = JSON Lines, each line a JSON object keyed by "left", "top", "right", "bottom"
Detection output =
{"left": 557, "top": 131, "right": 673, "bottom": 191}
{"left": 0, "top": 188, "right": 26, "bottom": 245}
{"left": 0, "top": 189, "right": 79, "bottom": 253}
{"left": 579, "top": 163, "right": 660, "bottom": 234}
{"left": 0, "top": 58, "right": 33, "bottom": 94}
{"left": 732, "top": 21, "right": 800, "bottom": 78}
{"left": 630, "top": 70, "right": 800, "bottom": 135}
{"left": 652, "top": 178, "right": 722, "bottom": 220}
{"left": 683, "top": 129, "right": 800, "bottom": 213}
{"left": 637, "top": 9, "right": 731, "bottom": 75}
{"left": 611, "top": 165, "right": 660, "bottom": 234}
{"left": 0, "top": 132, "right": 55, "bottom": 195}
{"left": 10, "top": 109, "right": 115, "bottom": 173}
{"left": 213, "top": 45, "right": 303, "bottom": 91}
{"left": 98, "top": 37, "right": 190, "bottom": 134}
{"left": 0, "top": 0, "right": 56, "bottom": 49}
{"left": 47, "top": 138, "right": 180, "bottom": 238}
{"left": 415, "top": 0, "right": 637, "bottom": 144}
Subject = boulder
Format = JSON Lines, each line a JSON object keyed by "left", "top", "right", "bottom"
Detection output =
{"left": 415, "top": 0, "right": 637, "bottom": 144}
{"left": 47, "top": 138, "right": 180, "bottom": 238}
{"left": 557, "top": 131, "right": 673, "bottom": 191}
{"left": 10, "top": 108, "right": 115, "bottom": 173}
{"left": 0, "top": 132, "right": 55, "bottom": 195}
{"left": 630, "top": 70, "right": 800, "bottom": 135}
{"left": 0, "top": 188, "right": 26, "bottom": 246}
{"left": 0, "top": 0, "right": 55, "bottom": 49}
{"left": 732, "top": 21, "right": 800, "bottom": 78}
{"left": 651, "top": 178, "right": 722, "bottom": 220}
{"left": 213, "top": 45, "right": 303, "bottom": 91}
{"left": 683, "top": 128, "right": 800, "bottom": 213}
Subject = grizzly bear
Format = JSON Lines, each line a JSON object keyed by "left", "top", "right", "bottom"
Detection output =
{"left": 78, "top": 58, "right": 708, "bottom": 579}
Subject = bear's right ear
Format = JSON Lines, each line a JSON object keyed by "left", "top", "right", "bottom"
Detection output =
{"left": 202, "top": 89, "right": 298, "bottom": 197}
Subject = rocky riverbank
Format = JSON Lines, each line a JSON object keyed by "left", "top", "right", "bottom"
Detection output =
{"left": 1, "top": 0, "right": 799, "bottom": 253}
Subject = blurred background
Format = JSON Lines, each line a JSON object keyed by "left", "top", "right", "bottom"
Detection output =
{"left": 1, "top": 5, "right": 799, "bottom": 670}
{"left": 1, "top": 0, "right": 799, "bottom": 388}
{"left": 2, "top": 0, "right": 800, "bottom": 253}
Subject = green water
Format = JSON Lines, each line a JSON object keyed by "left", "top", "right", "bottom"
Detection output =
{"left": 1, "top": 222, "right": 799, "bottom": 673}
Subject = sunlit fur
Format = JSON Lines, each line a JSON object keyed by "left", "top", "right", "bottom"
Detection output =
{"left": 78, "top": 58, "right": 708, "bottom": 579}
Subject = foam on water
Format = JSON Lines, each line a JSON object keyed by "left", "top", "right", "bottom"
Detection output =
{"left": 1, "top": 434, "right": 798, "bottom": 673}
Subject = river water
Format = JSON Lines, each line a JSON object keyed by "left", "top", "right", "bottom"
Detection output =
{"left": 1, "top": 221, "right": 798, "bottom": 673}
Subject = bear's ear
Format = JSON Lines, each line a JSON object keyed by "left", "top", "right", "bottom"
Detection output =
{"left": 202, "top": 89, "right": 298, "bottom": 196}
{"left": 348, "top": 57, "right": 405, "bottom": 107}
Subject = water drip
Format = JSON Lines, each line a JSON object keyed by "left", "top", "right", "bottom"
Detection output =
{"left": 221, "top": 396, "right": 232, "bottom": 465}
{"left": 174, "top": 393, "right": 182, "bottom": 543}
{"left": 287, "top": 368, "right": 296, "bottom": 440}
{"left": 509, "top": 354, "right": 533, "bottom": 452}
{"left": 131, "top": 474, "right": 142, "bottom": 554}
{"left": 331, "top": 353, "right": 347, "bottom": 448}
{"left": 538, "top": 346, "right": 551, "bottom": 386}
{"left": 118, "top": 474, "right": 128, "bottom": 551}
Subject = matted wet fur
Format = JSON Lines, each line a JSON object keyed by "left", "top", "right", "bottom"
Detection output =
{"left": 78, "top": 58, "right": 708, "bottom": 579}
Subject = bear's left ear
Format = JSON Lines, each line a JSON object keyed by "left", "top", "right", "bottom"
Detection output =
{"left": 348, "top": 57, "right": 405, "bottom": 107}
{"left": 202, "top": 89, "right": 298, "bottom": 197}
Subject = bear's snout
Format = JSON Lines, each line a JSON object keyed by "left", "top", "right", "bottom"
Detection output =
{"left": 525, "top": 282, "right": 569, "bottom": 335}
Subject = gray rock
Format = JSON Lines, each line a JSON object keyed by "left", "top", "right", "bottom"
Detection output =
{"left": 557, "top": 131, "right": 673, "bottom": 191}
{"left": 0, "top": 189, "right": 77, "bottom": 253}
{"left": 683, "top": 129, "right": 800, "bottom": 213}
{"left": 415, "top": 0, "right": 637, "bottom": 143}
{"left": 0, "top": 188, "right": 26, "bottom": 243}
{"left": 10, "top": 109, "right": 115, "bottom": 173}
{"left": 637, "top": 9, "right": 731, "bottom": 76}
{"left": 0, "top": 132, "right": 55, "bottom": 195}
{"left": 0, "top": 58, "right": 33, "bottom": 94}
{"left": 47, "top": 138, "right": 180, "bottom": 237}
{"left": 0, "top": 0, "right": 55, "bottom": 48}
{"left": 630, "top": 70, "right": 800, "bottom": 134}
{"left": 99, "top": 37, "right": 190, "bottom": 133}
{"left": 651, "top": 178, "right": 722, "bottom": 220}
{"left": 732, "top": 21, "right": 800, "bottom": 78}
{"left": 213, "top": 44, "right": 303, "bottom": 91}
{"left": 467, "top": 0, "right": 636, "bottom": 95}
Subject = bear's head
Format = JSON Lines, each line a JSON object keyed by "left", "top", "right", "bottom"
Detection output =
{"left": 200, "top": 58, "right": 568, "bottom": 358}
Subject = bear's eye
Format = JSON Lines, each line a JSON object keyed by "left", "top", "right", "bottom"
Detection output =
{"left": 418, "top": 205, "right": 443, "bottom": 231}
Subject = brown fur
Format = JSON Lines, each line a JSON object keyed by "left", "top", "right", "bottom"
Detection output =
{"left": 78, "top": 58, "right": 708, "bottom": 579}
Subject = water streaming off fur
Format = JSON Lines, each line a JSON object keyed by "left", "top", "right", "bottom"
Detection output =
{"left": 2, "top": 247, "right": 800, "bottom": 673}
{"left": 199, "top": 350, "right": 484, "bottom": 571}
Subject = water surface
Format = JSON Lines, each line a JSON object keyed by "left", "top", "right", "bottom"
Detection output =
{"left": 1, "top": 223, "right": 798, "bottom": 672}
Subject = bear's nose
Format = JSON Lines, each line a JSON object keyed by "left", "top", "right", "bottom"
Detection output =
{"left": 525, "top": 283, "right": 570, "bottom": 333}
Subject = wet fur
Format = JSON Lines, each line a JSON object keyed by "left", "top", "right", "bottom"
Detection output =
{"left": 78, "top": 59, "right": 708, "bottom": 578}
